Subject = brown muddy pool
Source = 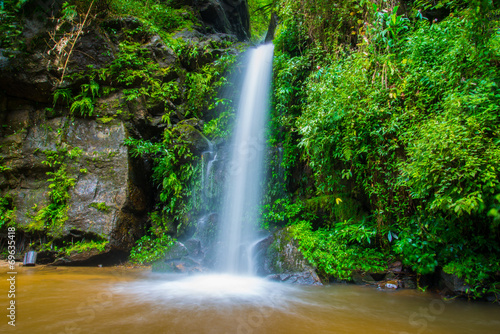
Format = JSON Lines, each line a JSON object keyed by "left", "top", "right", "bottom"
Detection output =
{"left": 1, "top": 266, "right": 499, "bottom": 333}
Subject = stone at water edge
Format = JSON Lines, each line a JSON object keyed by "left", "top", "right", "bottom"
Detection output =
{"left": 152, "top": 241, "right": 205, "bottom": 273}
{"left": 254, "top": 227, "right": 323, "bottom": 286}
{"left": 438, "top": 268, "right": 470, "bottom": 295}
{"left": 351, "top": 271, "right": 377, "bottom": 285}
{"left": 267, "top": 271, "right": 322, "bottom": 286}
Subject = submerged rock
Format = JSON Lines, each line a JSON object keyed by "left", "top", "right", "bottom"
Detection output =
{"left": 378, "top": 280, "right": 399, "bottom": 290}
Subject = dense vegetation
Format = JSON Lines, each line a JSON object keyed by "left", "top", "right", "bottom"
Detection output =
{"left": 0, "top": 0, "right": 241, "bottom": 261}
{"left": 1, "top": 0, "right": 499, "bottom": 298}
{"left": 258, "top": 0, "right": 500, "bottom": 297}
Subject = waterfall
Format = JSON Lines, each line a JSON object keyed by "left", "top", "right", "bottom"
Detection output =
{"left": 216, "top": 43, "right": 274, "bottom": 274}
{"left": 201, "top": 148, "right": 216, "bottom": 206}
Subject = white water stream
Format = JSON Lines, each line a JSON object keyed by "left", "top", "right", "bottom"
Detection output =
{"left": 216, "top": 43, "right": 274, "bottom": 273}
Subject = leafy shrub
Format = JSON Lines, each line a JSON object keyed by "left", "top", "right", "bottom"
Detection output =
{"left": 268, "top": 0, "right": 500, "bottom": 292}
{"left": 291, "top": 220, "right": 385, "bottom": 279}
{"left": 443, "top": 254, "right": 500, "bottom": 298}
{"left": 110, "top": 0, "right": 194, "bottom": 36}
{"left": 70, "top": 80, "right": 100, "bottom": 117}
{"left": 28, "top": 148, "right": 81, "bottom": 237}
{"left": 129, "top": 233, "right": 175, "bottom": 264}
{"left": 0, "top": 195, "right": 16, "bottom": 230}
{"left": 0, "top": 0, "right": 26, "bottom": 51}
{"left": 124, "top": 130, "right": 195, "bottom": 222}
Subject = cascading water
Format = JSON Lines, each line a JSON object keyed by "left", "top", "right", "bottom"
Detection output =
{"left": 201, "top": 148, "right": 216, "bottom": 206}
{"left": 130, "top": 44, "right": 277, "bottom": 304}
{"left": 216, "top": 43, "right": 275, "bottom": 273}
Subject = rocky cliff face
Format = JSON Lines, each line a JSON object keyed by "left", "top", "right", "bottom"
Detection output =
{"left": 0, "top": 109, "right": 149, "bottom": 247}
{"left": 0, "top": 0, "right": 250, "bottom": 264}
{"left": 198, "top": 0, "right": 251, "bottom": 41}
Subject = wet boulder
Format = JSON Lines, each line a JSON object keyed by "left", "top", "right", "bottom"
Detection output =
{"left": 438, "top": 269, "right": 470, "bottom": 295}
{"left": 152, "top": 241, "right": 204, "bottom": 273}
{"left": 254, "top": 227, "right": 322, "bottom": 285}
{"left": 171, "top": 119, "right": 211, "bottom": 154}
{"left": 351, "top": 271, "right": 376, "bottom": 285}
{"left": 267, "top": 271, "right": 322, "bottom": 285}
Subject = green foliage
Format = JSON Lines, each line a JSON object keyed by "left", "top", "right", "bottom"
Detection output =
{"left": 62, "top": 239, "right": 109, "bottom": 256}
{"left": 261, "top": 198, "right": 311, "bottom": 228}
{"left": 37, "top": 238, "right": 109, "bottom": 257}
{"left": 124, "top": 130, "right": 195, "bottom": 222}
{"left": 90, "top": 202, "right": 110, "bottom": 212}
{"left": 393, "top": 217, "right": 442, "bottom": 275}
{"left": 443, "top": 253, "right": 500, "bottom": 298}
{"left": 0, "top": 156, "right": 11, "bottom": 173}
{"left": 129, "top": 232, "right": 175, "bottom": 264}
{"left": 268, "top": 0, "right": 500, "bottom": 291}
{"left": 61, "top": 1, "right": 78, "bottom": 22}
{"left": 53, "top": 77, "right": 100, "bottom": 118}
{"left": 185, "top": 53, "right": 238, "bottom": 118}
{"left": 110, "top": 0, "right": 194, "bottom": 38}
{"left": 274, "top": 0, "right": 365, "bottom": 52}
{"left": 0, "top": 195, "right": 16, "bottom": 229}
{"left": 29, "top": 148, "right": 81, "bottom": 237}
{"left": 203, "top": 109, "right": 233, "bottom": 139}
{"left": 0, "top": 0, "right": 26, "bottom": 51}
{"left": 109, "top": 11, "right": 238, "bottom": 251}
{"left": 268, "top": 51, "right": 311, "bottom": 197}
{"left": 100, "top": 41, "right": 169, "bottom": 86}
{"left": 248, "top": 0, "right": 274, "bottom": 40}
{"left": 147, "top": 210, "right": 172, "bottom": 236}
{"left": 291, "top": 220, "right": 386, "bottom": 279}
{"left": 70, "top": 80, "right": 99, "bottom": 117}
{"left": 368, "top": 4, "right": 410, "bottom": 52}
{"left": 185, "top": 70, "right": 217, "bottom": 118}
{"left": 53, "top": 88, "right": 73, "bottom": 106}
{"left": 51, "top": 0, "right": 228, "bottom": 123}
{"left": 488, "top": 194, "right": 500, "bottom": 222}
{"left": 297, "top": 13, "right": 499, "bottom": 223}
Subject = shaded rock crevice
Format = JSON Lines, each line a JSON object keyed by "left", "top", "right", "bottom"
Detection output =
{"left": 197, "top": 0, "right": 250, "bottom": 41}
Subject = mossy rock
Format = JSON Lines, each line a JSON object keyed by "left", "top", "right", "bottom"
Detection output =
{"left": 171, "top": 119, "right": 210, "bottom": 153}
{"left": 253, "top": 227, "right": 322, "bottom": 285}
